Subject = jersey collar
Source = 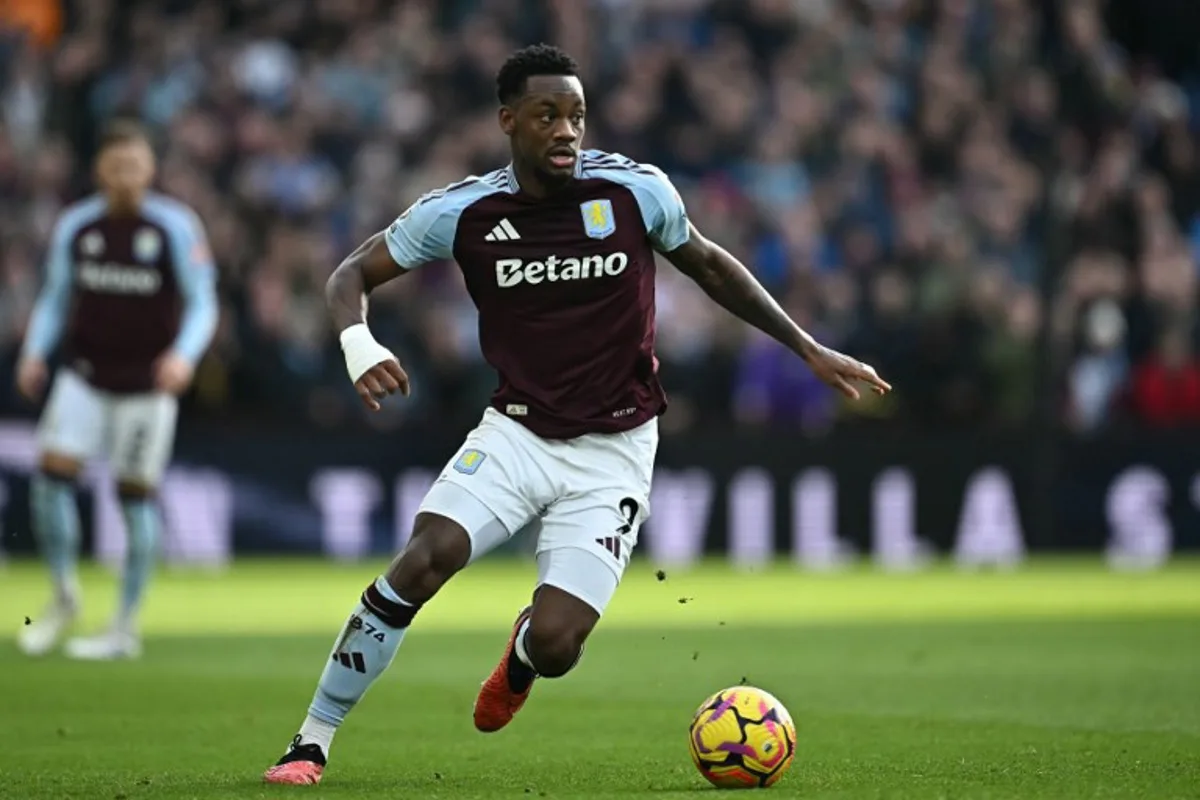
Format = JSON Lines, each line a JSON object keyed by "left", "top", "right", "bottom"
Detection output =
{"left": 504, "top": 158, "right": 585, "bottom": 193}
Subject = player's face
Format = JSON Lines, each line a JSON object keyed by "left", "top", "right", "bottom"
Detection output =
{"left": 502, "top": 75, "right": 586, "bottom": 187}
{"left": 96, "top": 140, "right": 156, "bottom": 203}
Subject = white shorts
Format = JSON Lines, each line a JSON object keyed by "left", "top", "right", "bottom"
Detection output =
{"left": 419, "top": 407, "right": 659, "bottom": 614}
{"left": 37, "top": 368, "right": 179, "bottom": 486}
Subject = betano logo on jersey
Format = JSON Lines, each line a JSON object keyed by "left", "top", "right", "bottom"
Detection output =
{"left": 76, "top": 262, "right": 163, "bottom": 295}
{"left": 495, "top": 252, "right": 629, "bottom": 288}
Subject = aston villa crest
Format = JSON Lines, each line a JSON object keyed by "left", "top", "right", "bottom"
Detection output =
{"left": 133, "top": 227, "right": 162, "bottom": 263}
{"left": 81, "top": 230, "right": 104, "bottom": 257}
{"left": 580, "top": 199, "right": 616, "bottom": 240}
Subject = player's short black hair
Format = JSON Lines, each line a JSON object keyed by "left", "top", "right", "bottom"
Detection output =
{"left": 98, "top": 118, "right": 150, "bottom": 151}
{"left": 495, "top": 44, "right": 579, "bottom": 105}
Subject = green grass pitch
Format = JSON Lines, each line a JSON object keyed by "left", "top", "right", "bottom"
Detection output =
{"left": 2, "top": 558, "right": 1199, "bottom": 799}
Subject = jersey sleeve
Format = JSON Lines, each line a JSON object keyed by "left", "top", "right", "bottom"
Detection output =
{"left": 21, "top": 213, "right": 77, "bottom": 361}
{"left": 586, "top": 158, "right": 691, "bottom": 253}
{"left": 636, "top": 165, "right": 690, "bottom": 253}
{"left": 162, "top": 206, "right": 219, "bottom": 365}
{"left": 383, "top": 192, "right": 462, "bottom": 269}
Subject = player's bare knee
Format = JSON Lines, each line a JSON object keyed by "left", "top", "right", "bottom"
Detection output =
{"left": 39, "top": 452, "right": 83, "bottom": 483}
{"left": 524, "top": 585, "right": 599, "bottom": 677}
{"left": 385, "top": 513, "right": 471, "bottom": 603}
{"left": 525, "top": 613, "right": 591, "bottom": 678}
{"left": 117, "top": 480, "right": 156, "bottom": 500}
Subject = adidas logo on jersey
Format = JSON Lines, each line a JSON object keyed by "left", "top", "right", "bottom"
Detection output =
{"left": 495, "top": 252, "right": 629, "bottom": 288}
{"left": 485, "top": 219, "right": 521, "bottom": 241}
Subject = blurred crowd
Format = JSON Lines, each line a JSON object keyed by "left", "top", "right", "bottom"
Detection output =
{"left": 1, "top": 0, "right": 1199, "bottom": 435}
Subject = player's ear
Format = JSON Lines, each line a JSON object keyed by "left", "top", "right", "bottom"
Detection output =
{"left": 498, "top": 106, "right": 516, "bottom": 137}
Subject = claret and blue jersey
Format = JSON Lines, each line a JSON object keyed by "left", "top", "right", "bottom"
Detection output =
{"left": 22, "top": 192, "right": 218, "bottom": 394}
{"left": 383, "top": 149, "right": 691, "bottom": 439}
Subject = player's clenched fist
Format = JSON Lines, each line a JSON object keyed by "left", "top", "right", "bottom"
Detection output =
{"left": 339, "top": 323, "right": 410, "bottom": 410}
{"left": 15, "top": 357, "right": 48, "bottom": 402}
{"left": 355, "top": 359, "right": 410, "bottom": 410}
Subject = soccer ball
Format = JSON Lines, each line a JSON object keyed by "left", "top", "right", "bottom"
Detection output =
{"left": 687, "top": 686, "right": 797, "bottom": 789}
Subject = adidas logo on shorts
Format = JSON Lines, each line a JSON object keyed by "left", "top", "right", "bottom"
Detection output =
{"left": 595, "top": 536, "right": 622, "bottom": 560}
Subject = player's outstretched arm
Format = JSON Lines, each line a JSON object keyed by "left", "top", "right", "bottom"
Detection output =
{"left": 664, "top": 224, "right": 891, "bottom": 400}
{"left": 326, "top": 231, "right": 412, "bottom": 410}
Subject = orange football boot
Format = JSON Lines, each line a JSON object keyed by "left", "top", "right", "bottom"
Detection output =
{"left": 473, "top": 606, "right": 535, "bottom": 732}
{"left": 263, "top": 735, "right": 325, "bottom": 785}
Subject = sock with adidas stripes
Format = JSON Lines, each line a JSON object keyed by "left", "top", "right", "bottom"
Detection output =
{"left": 31, "top": 474, "right": 81, "bottom": 605}
{"left": 299, "top": 576, "right": 420, "bottom": 756}
{"left": 117, "top": 496, "right": 160, "bottom": 633}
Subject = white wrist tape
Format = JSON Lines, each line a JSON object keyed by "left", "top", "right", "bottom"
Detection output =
{"left": 339, "top": 324, "right": 397, "bottom": 384}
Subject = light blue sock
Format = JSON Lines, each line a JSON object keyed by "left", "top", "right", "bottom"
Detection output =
{"left": 118, "top": 497, "right": 160, "bottom": 631}
{"left": 304, "top": 577, "right": 414, "bottom": 745}
{"left": 31, "top": 474, "right": 81, "bottom": 604}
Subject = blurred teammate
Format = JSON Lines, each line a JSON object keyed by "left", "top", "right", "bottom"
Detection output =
{"left": 265, "top": 45, "right": 889, "bottom": 785}
{"left": 15, "top": 120, "right": 218, "bottom": 660}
